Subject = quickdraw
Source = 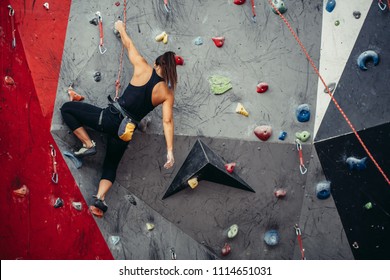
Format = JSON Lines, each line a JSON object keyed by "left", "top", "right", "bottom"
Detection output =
{"left": 378, "top": 0, "right": 387, "bottom": 11}
{"left": 95, "top": 11, "right": 107, "bottom": 54}
{"left": 50, "top": 144, "right": 58, "bottom": 184}
{"left": 294, "top": 224, "right": 306, "bottom": 260}
{"left": 8, "top": 5, "right": 16, "bottom": 48}
{"left": 250, "top": 0, "right": 256, "bottom": 22}
{"left": 295, "top": 139, "right": 307, "bottom": 175}
{"left": 163, "top": 0, "right": 171, "bottom": 13}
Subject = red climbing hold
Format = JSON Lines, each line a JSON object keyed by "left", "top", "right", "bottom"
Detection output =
{"left": 234, "top": 0, "right": 246, "bottom": 5}
{"left": 175, "top": 55, "right": 184, "bottom": 65}
{"left": 13, "top": 185, "right": 28, "bottom": 198}
{"left": 254, "top": 125, "right": 272, "bottom": 141}
{"left": 221, "top": 243, "right": 231, "bottom": 256}
{"left": 256, "top": 82, "right": 268, "bottom": 93}
{"left": 212, "top": 37, "right": 225, "bottom": 48}
{"left": 225, "top": 162, "right": 236, "bottom": 174}
{"left": 115, "top": 1, "right": 120, "bottom": 6}
{"left": 4, "top": 76, "right": 15, "bottom": 86}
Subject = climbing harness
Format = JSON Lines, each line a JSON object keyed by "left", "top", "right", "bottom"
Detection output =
{"left": 250, "top": 0, "right": 256, "bottom": 22}
{"left": 95, "top": 12, "right": 107, "bottom": 54}
{"left": 50, "top": 144, "right": 58, "bottom": 184}
{"left": 163, "top": 0, "right": 171, "bottom": 13}
{"left": 295, "top": 139, "right": 307, "bottom": 175}
{"left": 8, "top": 5, "right": 16, "bottom": 48}
{"left": 268, "top": 0, "right": 390, "bottom": 185}
{"left": 115, "top": 0, "right": 127, "bottom": 99}
{"left": 294, "top": 224, "right": 305, "bottom": 260}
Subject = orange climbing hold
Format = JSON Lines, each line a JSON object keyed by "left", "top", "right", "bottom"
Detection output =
{"left": 13, "top": 185, "right": 28, "bottom": 198}
{"left": 68, "top": 87, "right": 85, "bottom": 101}
{"left": 212, "top": 37, "right": 225, "bottom": 48}
{"left": 89, "top": 205, "right": 104, "bottom": 218}
{"left": 225, "top": 162, "right": 236, "bottom": 174}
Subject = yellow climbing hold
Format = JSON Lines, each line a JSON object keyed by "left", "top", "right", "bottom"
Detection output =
{"left": 235, "top": 103, "right": 249, "bottom": 117}
{"left": 146, "top": 222, "right": 155, "bottom": 231}
{"left": 155, "top": 31, "right": 167, "bottom": 42}
{"left": 188, "top": 177, "right": 199, "bottom": 189}
{"left": 163, "top": 33, "right": 168, "bottom": 44}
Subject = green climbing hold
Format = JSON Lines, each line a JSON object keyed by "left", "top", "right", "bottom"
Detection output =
{"left": 271, "top": 0, "right": 287, "bottom": 14}
{"left": 363, "top": 202, "right": 373, "bottom": 210}
{"left": 227, "top": 224, "right": 239, "bottom": 239}
{"left": 295, "top": 131, "right": 311, "bottom": 142}
{"left": 208, "top": 75, "right": 232, "bottom": 95}
{"left": 335, "top": 20, "right": 340, "bottom": 26}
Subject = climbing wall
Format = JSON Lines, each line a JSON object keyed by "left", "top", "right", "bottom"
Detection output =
{"left": 2, "top": 0, "right": 387, "bottom": 260}
{"left": 315, "top": 1, "right": 390, "bottom": 259}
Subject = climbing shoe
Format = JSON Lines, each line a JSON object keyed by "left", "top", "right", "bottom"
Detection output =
{"left": 93, "top": 196, "right": 108, "bottom": 213}
{"left": 74, "top": 140, "right": 96, "bottom": 158}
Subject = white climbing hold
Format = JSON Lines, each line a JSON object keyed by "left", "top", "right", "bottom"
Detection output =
{"left": 43, "top": 2, "right": 49, "bottom": 10}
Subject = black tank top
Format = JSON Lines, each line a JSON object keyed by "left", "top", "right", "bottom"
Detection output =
{"left": 118, "top": 69, "right": 164, "bottom": 121}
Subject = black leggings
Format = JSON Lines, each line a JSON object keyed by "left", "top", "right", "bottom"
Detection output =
{"left": 61, "top": 101, "right": 129, "bottom": 183}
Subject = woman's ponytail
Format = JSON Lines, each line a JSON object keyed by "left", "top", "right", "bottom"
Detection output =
{"left": 155, "top": 51, "right": 178, "bottom": 91}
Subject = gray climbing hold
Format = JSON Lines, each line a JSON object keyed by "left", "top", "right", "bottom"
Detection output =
{"left": 72, "top": 202, "right": 83, "bottom": 211}
{"left": 54, "top": 197, "right": 64, "bottom": 208}
{"left": 324, "top": 82, "right": 336, "bottom": 94}
{"left": 110, "top": 236, "right": 120, "bottom": 246}
{"left": 264, "top": 229, "right": 280, "bottom": 246}
{"left": 194, "top": 36, "right": 203, "bottom": 45}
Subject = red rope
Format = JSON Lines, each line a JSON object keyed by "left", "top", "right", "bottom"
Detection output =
{"left": 267, "top": 0, "right": 390, "bottom": 185}
{"left": 115, "top": 0, "right": 127, "bottom": 99}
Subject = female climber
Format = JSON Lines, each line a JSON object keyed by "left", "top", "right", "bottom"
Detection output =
{"left": 61, "top": 20, "right": 177, "bottom": 217}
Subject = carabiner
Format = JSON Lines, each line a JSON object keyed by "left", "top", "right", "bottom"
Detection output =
{"left": 299, "top": 164, "right": 308, "bottom": 175}
{"left": 170, "top": 247, "right": 176, "bottom": 260}
{"left": 294, "top": 224, "right": 301, "bottom": 236}
{"left": 378, "top": 0, "right": 387, "bottom": 11}
{"left": 52, "top": 173, "right": 58, "bottom": 184}
{"left": 8, "top": 5, "right": 14, "bottom": 16}
{"left": 99, "top": 45, "right": 107, "bottom": 54}
{"left": 50, "top": 144, "right": 56, "bottom": 157}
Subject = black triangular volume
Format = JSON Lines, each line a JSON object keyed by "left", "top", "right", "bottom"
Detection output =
{"left": 162, "top": 139, "right": 255, "bottom": 199}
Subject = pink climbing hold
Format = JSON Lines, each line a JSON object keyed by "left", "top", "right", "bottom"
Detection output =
{"left": 212, "top": 37, "right": 225, "bottom": 48}
{"left": 175, "top": 55, "right": 184, "bottom": 65}
{"left": 234, "top": 0, "right": 246, "bottom": 5}
{"left": 115, "top": 1, "right": 120, "bottom": 6}
{"left": 254, "top": 125, "right": 272, "bottom": 141}
{"left": 274, "top": 188, "right": 287, "bottom": 198}
{"left": 4, "top": 76, "right": 15, "bottom": 86}
{"left": 256, "top": 82, "right": 268, "bottom": 93}
{"left": 221, "top": 243, "right": 231, "bottom": 256}
{"left": 225, "top": 162, "right": 236, "bottom": 174}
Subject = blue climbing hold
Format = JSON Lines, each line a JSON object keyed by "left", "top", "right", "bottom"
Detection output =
{"left": 264, "top": 229, "right": 280, "bottom": 246}
{"left": 326, "top": 0, "right": 336, "bottom": 13}
{"left": 315, "top": 181, "right": 331, "bottom": 200}
{"left": 296, "top": 104, "right": 310, "bottom": 122}
{"left": 63, "top": 151, "right": 83, "bottom": 169}
{"left": 357, "top": 50, "right": 379, "bottom": 71}
{"left": 194, "top": 36, "right": 203, "bottom": 46}
{"left": 346, "top": 156, "right": 368, "bottom": 171}
{"left": 278, "top": 131, "right": 287, "bottom": 141}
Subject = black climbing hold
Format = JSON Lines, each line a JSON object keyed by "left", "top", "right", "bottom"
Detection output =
{"left": 93, "top": 71, "right": 101, "bottom": 82}
{"left": 162, "top": 139, "right": 255, "bottom": 199}
{"left": 54, "top": 197, "right": 64, "bottom": 208}
{"left": 353, "top": 11, "right": 361, "bottom": 19}
{"left": 89, "top": 18, "right": 98, "bottom": 25}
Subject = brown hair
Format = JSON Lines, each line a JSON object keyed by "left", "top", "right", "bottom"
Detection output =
{"left": 155, "top": 51, "right": 177, "bottom": 91}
